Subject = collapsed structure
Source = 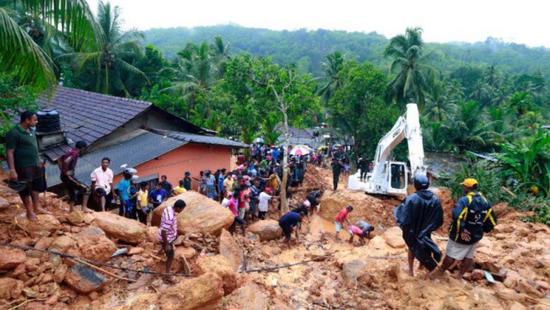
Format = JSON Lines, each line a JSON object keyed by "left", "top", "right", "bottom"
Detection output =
{"left": 0, "top": 167, "right": 548, "bottom": 309}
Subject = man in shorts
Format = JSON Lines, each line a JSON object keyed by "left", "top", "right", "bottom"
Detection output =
{"left": 432, "top": 178, "right": 497, "bottom": 279}
{"left": 5, "top": 111, "right": 49, "bottom": 220}
{"left": 335, "top": 205, "right": 353, "bottom": 238}
{"left": 159, "top": 199, "right": 187, "bottom": 281}
{"left": 90, "top": 157, "right": 113, "bottom": 211}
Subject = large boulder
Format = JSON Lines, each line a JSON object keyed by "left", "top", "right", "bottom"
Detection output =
{"left": 247, "top": 220, "right": 282, "bottom": 241}
{"left": 0, "top": 247, "right": 26, "bottom": 270}
{"left": 63, "top": 263, "right": 107, "bottom": 294}
{"left": 76, "top": 229, "right": 117, "bottom": 263}
{"left": 159, "top": 272, "right": 224, "bottom": 310}
{"left": 219, "top": 229, "right": 243, "bottom": 271}
{"left": 152, "top": 191, "right": 233, "bottom": 236}
{"left": 0, "top": 278, "right": 23, "bottom": 300}
{"left": 382, "top": 227, "right": 405, "bottom": 248}
{"left": 196, "top": 255, "right": 238, "bottom": 295}
{"left": 15, "top": 213, "right": 60, "bottom": 237}
{"left": 93, "top": 212, "right": 147, "bottom": 244}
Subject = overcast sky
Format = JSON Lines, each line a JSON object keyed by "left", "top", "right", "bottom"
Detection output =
{"left": 88, "top": 0, "right": 550, "bottom": 47}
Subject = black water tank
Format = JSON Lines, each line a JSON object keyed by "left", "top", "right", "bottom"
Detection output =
{"left": 36, "top": 109, "right": 61, "bottom": 133}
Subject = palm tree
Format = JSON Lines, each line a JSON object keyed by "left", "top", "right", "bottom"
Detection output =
{"left": 318, "top": 51, "right": 344, "bottom": 103}
{"left": 210, "top": 36, "right": 230, "bottom": 78}
{"left": 64, "top": 1, "right": 147, "bottom": 96}
{"left": 0, "top": 0, "right": 99, "bottom": 90}
{"left": 163, "top": 42, "right": 218, "bottom": 114}
{"left": 384, "top": 27, "right": 435, "bottom": 107}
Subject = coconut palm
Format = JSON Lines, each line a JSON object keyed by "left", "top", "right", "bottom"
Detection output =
{"left": 318, "top": 51, "right": 344, "bottom": 103}
{"left": 0, "top": 0, "right": 99, "bottom": 90}
{"left": 64, "top": 1, "right": 147, "bottom": 96}
{"left": 384, "top": 27, "right": 435, "bottom": 107}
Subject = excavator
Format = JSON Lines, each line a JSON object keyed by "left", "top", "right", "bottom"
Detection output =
{"left": 348, "top": 103, "right": 426, "bottom": 196}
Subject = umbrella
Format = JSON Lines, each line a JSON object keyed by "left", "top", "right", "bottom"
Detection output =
{"left": 290, "top": 145, "right": 312, "bottom": 156}
{"left": 253, "top": 137, "right": 264, "bottom": 144}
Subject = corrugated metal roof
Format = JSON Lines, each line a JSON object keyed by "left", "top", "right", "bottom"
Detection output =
{"left": 160, "top": 130, "right": 248, "bottom": 148}
{"left": 46, "top": 130, "right": 187, "bottom": 187}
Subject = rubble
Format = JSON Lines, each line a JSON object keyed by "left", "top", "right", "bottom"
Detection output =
{"left": 225, "top": 283, "right": 269, "bottom": 310}
{"left": 63, "top": 263, "right": 107, "bottom": 294}
{"left": 15, "top": 213, "right": 60, "bottom": 237}
{"left": 159, "top": 272, "right": 224, "bottom": 310}
{"left": 76, "top": 232, "right": 117, "bottom": 263}
{"left": 219, "top": 229, "right": 243, "bottom": 271}
{"left": 0, "top": 247, "right": 26, "bottom": 270}
{"left": 0, "top": 278, "right": 23, "bottom": 299}
{"left": 382, "top": 226, "right": 406, "bottom": 248}
{"left": 0, "top": 167, "right": 548, "bottom": 309}
{"left": 196, "top": 255, "right": 238, "bottom": 294}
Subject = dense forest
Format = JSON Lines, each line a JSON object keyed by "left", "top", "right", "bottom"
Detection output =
{"left": 144, "top": 25, "right": 550, "bottom": 77}
{"left": 0, "top": 1, "right": 548, "bottom": 224}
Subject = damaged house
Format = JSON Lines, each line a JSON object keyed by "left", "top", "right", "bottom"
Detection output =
{"left": 38, "top": 87, "right": 247, "bottom": 191}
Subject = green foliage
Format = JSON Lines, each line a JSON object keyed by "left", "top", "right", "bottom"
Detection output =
{"left": 0, "top": 0, "right": 99, "bottom": 90}
{"left": 496, "top": 129, "right": 550, "bottom": 197}
{"left": 327, "top": 61, "right": 399, "bottom": 158}
{"left": 144, "top": 26, "right": 550, "bottom": 80}
{"left": 384, "top": 27, "right": 435, "bottom": 107}
{"left": 441, "top": 158, "right": 506, "bottom": 204}
{"left": 63, "top": 1, "right": 148, "bottom": 96}
{"left": 0, "top": 73, "right": 37, "bottom": 154}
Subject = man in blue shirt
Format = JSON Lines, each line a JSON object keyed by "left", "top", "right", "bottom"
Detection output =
{"left": 279, "top": 210, "right": 303, "bottom": 247}
{"left": 271, "top": 147, "right": 280, "bottom": 163}
{"left": 115, "top": 171, "right": 132, "bottom": 216}
{"left": 149, "top": 182, "right": 168, "bottom": 209}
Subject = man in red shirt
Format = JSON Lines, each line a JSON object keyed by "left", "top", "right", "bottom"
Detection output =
{"left": 335, "top": 205, "right": 353, "bottom": 238}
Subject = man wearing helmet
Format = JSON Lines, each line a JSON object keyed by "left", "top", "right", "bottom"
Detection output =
{"left": 394, "top": 173, "right": 443, "bottom": 278}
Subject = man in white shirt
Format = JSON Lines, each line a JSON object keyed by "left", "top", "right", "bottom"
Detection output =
{"left": 90, "top": 157, "right": 114, "bottom": 211}
{"left": 258, "top": 188, "right": 275, "bottom": 220}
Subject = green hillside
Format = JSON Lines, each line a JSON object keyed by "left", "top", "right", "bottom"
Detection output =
{"left": 144, "top": 25, "right": 550, "bottom": 76}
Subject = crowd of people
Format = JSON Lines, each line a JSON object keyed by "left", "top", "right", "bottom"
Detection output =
{"left": 5, "top": 110, "right": 497, "bottom": 281}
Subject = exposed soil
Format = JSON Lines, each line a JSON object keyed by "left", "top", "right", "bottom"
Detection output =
{"left": 0, "top": 166, "right": 549, "bottom": 309}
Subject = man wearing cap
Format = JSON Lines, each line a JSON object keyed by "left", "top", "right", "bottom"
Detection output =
{"left": 433, "top": 178, "right": 497, "bottom": 279}
{"left": 395, "top": 174, "right": 443, "bottom": 278}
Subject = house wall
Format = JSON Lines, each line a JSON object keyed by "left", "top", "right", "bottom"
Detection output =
{"left": 113, "top": 143, "right": 232, "bottom": 190}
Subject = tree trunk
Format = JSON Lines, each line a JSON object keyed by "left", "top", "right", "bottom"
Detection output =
{"left": 280, "top": 107, "right": 290, "bottom": 213}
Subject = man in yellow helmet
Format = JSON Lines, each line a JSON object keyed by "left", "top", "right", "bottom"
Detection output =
{"left": 432, "top": 178, "right": 497, "bottom": 279}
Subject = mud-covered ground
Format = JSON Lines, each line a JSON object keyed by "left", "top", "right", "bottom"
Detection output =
{"left": 0, "top": 167, "right": 549, "bottom": 309}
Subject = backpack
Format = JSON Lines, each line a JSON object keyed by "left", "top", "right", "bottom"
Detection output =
{"left": 449, "top": 192, "right": 496, "bottom": 245}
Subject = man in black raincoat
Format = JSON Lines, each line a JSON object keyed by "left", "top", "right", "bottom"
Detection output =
{"left": 395, "top": 174, "right": 443, "bottom": 277}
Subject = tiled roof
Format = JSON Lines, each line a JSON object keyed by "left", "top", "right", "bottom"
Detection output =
{"left": 37, "top": 87, "right": 151, "bottom": 147}
{"left": 159, "top": 130, "right": 249, "bottom": 148}
{"left": 45, "top": 130, "right": 187, "bottom": 187}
